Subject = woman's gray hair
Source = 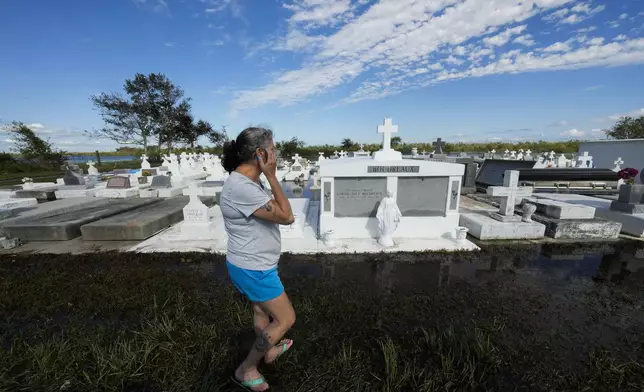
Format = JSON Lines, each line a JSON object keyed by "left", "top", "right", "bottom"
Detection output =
{"left": 222, "top": 127, "right": 274, "bottom": 172}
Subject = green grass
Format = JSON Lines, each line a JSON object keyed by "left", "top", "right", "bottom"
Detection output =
{"left": 0, "top": 249, "right": 642, "bottom": 391}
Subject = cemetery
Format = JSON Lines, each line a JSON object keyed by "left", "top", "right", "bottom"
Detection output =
{"left": 1, "top": 118, "right": 643, "bottom": 391}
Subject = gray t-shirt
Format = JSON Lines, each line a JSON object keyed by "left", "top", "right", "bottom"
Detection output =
{"left": 220, "top": 171, "right": 281, "bottom": 271}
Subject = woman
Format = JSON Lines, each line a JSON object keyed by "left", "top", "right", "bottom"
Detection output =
{"left": 220, "top": 127, "right": 296, "bottom": 391}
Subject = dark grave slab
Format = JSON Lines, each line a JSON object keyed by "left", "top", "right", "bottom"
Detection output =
{"left": 63, "top": 168, "right": 85, "bottom": 185}
{"left": 610, "top": 184, "right": 644, "bottom": 214}
{"left": 475, "top": 159, "right": 535, "bottom": 189}
{"left": 81, "top": 196, "right": 216, "bottom": 241}
{"left": 107, "top": 176, "right": 131, "bottom": 189}
{"left": 426, "top": 157, "right": 477, "bottom": 194}
{"left": 518, "top": 168, "right": 619, "bottom": 182}
{"left": 0, "top": 197, "right": 98, "bottom": 231}
{"left": 14, "top": 187, "right": 58, "bottom": 202}
{"left": 2, "top": 198, "right": 160, "bottom": 241}
{"left": 0, "top": 209, "right": 12, "bottom": 220}
{"left": 150, "top": 175, "right": 172, "bottom": 189}
{"left": 112, "top": 169, "right": 130, "bottom": 175}
{"left": 202, "top": 181, "right": 225, "bottom": 187}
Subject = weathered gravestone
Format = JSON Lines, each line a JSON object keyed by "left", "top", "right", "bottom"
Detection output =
{"left": 610, "top": 184, "right": 644, "bottom": 214}
{"left": 95, "top": 176, "right": 139, "bottom": 198}
{"left": 2, "top": 198, "right": 160, "bottom": 241}
{"left": 81, "top": 196, "right": 216, "bottom": 241}
{"left": 474, "top": 159, "right": 537, "bottom": 190}
{"left": 426, "top": 156, "right": 477, "bottom": 194}
{"left": 63, "top": 168, "right": 85, "bottom": 185}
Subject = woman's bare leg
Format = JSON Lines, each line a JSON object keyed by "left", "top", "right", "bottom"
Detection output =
{"left": 252, "top": 303, "right": 270, "bottom": 335}
{"left": 235, "top": 292, "right": 296, "bottom": 389}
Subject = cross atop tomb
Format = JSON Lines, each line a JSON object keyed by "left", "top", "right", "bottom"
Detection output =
{"left": 339, "top": 150, "right": 347, "bottom": 158}
{"left": 377, "top": 118, "right": 398, "bottom": 152}
{"left": 613, "top": 157, "right": 624, "bottom": 171}
{"left": 487, "top": 170, "right": 533, "bottom": 221}
{"left": 525, "top": 149, "right": 531, "bottom": 156}
{"left": 359, "top": 144, "right": 364, "bottom": 151}
{"left": 291, "top": 153, "right": 302, "bottom": 163}
{"left": 432, "top": 138, "right": 445, "bottom": 154}
{"left": 333, "top": 150, "right": 339, "bottom": 157}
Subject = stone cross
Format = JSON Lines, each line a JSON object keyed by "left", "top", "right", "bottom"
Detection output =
{"left": 359, "top": 144, "right": 364, "bottom": 151}
{"left": 487, "top": 170, "right": 533, "bottom": 221}
{"left": 432, "top": 138, "right": 445, "bottom": 154}
{"left": 333, "top": 150, "right": 339, "bottom": 157}
{"left": 503, "top": 150, "right": 509, "bottom": 159}
{"left": 516, "top": 151, "right": 524, "bottom": 160}
{"left": 141, "top": 154, "right": 151, "bottom": 170}
{"left": 525, "top": 150, "right": 532, "bottom": 159}
{"left": 548, "top": 151, "right": 556, "bottom": 160}
{"left": 509, "top": 151, "right": 517, "bottom": 160}
{"left": 377, "top": 118, "right": 398, "bottom": 152}
{"left": 291, "top": 153, "right": 302, "bottom": 163}
{"left": 613, "top": 157, "right": 624, "bottom": 171}
{"left": 577, "top": 151, "right": 593, "bottom": 168}
{"left": 339, "top": 150, "right": 347, "bottom": 158}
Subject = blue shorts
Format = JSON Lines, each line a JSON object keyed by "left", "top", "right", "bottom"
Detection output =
{"left": 226, "top": 261, "right": 284, "bottom": 303}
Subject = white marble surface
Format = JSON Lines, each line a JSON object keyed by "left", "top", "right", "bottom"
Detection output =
{"left": 0, "top": 198, "right": 39, "bottom": 210}
{"left": 94, "top": 188, "right": 140, "bottom": 199}
{"left": 521, "top": 197, "right": 596, "bottom": 219}
{"left": 460, "top": 212, "right": 546, "bottom": 240}
{"left": 280, "top": 198, "right": 310, "bottom": 239}
{"left": 130, "top": 201, "right": 479, "bottom": 253}
{"left": 55, "top": 188, "right": 101, "bottom": 199}
{"left": 535, "top": 193, "right": 644, "bottom": 238}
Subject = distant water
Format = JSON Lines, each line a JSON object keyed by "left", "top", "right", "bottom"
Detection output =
{"left": 66, "top": 155, "right": 136, "bottom": 163}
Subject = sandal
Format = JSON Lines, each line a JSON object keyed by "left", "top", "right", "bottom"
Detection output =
{"left": 265, "top": 339, "right": 293, "bottom": 364}
{"left": 231, "top": 375, "right": 270, "bottom": 391}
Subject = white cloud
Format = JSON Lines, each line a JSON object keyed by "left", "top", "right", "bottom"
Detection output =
{"left": 541, "top": 41, "right": 572, "bottom": 52}
{"left": 614, "top": 34, "right": 627, "bottom": 41}
{"left": 283, "top": 0, "right": 353, "bottom": 29}
{"left": 232, "top": 0, "right": 644, "bottom": 113}
{"left": 274, "top": 30, "right": 325, "bottom": 51}
{"left": 132, "top": 0, "right": 168, "bottom": 13}
{"left": 620, "top": 13, "right": 628, "bottom": 20}
{"left": 608, "top": 20, "right": 620, "bottom": 28}
{"left": 608, "top": 108, "right": 644, "bottom": 121}
{"left": 550, "top": 120, "right": 570, "bottom": 127}
{"left": 28, "top": 123, "right": 44, "bottom": 129}
{"left": 588, "top": 37, "right": 605, "bottom": 46}
{"left": 513, "top": 34, "right": 536, "bottom": 46}
{"left": 577, "top": 26, "right": 597, "bottom": 33}
{"left": 561, "top": 128, "right": 585, "bottom": 137}
{"left": 428, "top": 62, "right": 443, "bottom": 71}
{"left": 482, "top": 25, "right": 527, "bottom": 46}
{"left": 164, "top": 42, "right": 175, "bottom": 47}
{"left": 547, "top": 3, "right": 605, "bottom": 25}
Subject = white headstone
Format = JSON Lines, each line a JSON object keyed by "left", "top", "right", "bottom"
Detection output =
{"left": 87, "top": 160, "right": 99, "bottom": 176}
{"left": 141, "top": 154, "right": 151, "bottom": 170}
{"left": 525, "top": 150, "right": 532, "bottom": 159}
{"left": 556, "top": 154, "right": 568, "bottom": 168}
{"left": 503, "top": 150, "right": 510, "bottom": 159}
{"left": 577, "top": 151, "right": 593, "bottom": 168}
{"left": 487, "top": 170, "right": 533, "bottom": 222}
{"left": 509, "top": 151, "right": 517, "bottom": 160}
{"left": 181, "top": 184, "right": 215, "bottom": 234}
{"left": 516, "top": 151, "right": 524, "bottom": 161}
{"left": 613, "top": 157, "right": 624, "bottom": 171}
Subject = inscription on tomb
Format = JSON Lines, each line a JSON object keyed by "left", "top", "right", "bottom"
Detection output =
{"left": 367, "top": 166, "right": 419, "bottom": 173}
{"left": 334, "top": 177, "right": 387, "bottom": 217}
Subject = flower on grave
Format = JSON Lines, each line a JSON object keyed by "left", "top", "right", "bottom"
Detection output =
{"left": 618, "top": 168, "right": 639, "bottom": 185}
{"left": 22, "top": 177, "right": 33, "bottom": 183}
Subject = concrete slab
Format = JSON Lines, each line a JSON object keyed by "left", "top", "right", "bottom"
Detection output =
{"left": 2, "top": 198, "right": 161, "bottom": 241}
{"left": 81, "top": 196, "right": 215, "bottom": 241}
{"left": 0, "top": 197, "right": 99, "bottom": 231}
{"left": 522, "top": 197, "right": 596, "bottom": 219}
{"left": 529, "top": 213, "right": 621, "bottom": 239}
{"left": 535, "top": 193, "right": 644, "bottom": 238}
{"left": 130, "top": 201, "right": 479, "bottom": 253}
{"left": 14, "top": 187, "right": 58, "bottom": 202}
{"left": 0, "top": 198, "right": 38, "bottom": 210}
{"left": 459, "top": 212, "right": 545, "bottom": 240}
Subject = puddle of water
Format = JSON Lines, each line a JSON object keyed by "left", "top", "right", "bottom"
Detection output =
{"left": 202, "top": 244, "right": 644, "bottom": 293}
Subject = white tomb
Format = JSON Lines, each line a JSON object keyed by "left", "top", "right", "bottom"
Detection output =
{"left": 319, "top": 118, "right": 471, "bottom": 244}
{"left": 181, "top": 184, "right": 216, "bottom": 235}
{"left": 460, "top": 170, "right": 546, "bottom": 240}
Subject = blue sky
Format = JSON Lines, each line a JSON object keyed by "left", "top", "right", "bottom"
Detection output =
{"left": 1, "top": 0, "right": 643, "bottom": 152}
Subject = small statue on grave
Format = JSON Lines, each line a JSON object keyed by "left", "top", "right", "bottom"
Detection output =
{"left": 377, "top": 191, "right": 402, "bottom": 248}
{"left": 87, "top": 160, "right": 99, "bottom": 176}
{"left": 141, "top": 154, "right": 151, "bottom": 170}
{"left": 521, "top": 203, "right": 537, "bottom": 223}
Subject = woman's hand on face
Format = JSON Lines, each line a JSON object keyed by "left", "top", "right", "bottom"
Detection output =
{"left": 257, "top": 148, "right": 277, "bottom": 178}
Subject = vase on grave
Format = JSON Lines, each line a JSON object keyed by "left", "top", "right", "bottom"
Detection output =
{"left": 322, "top": 230, "right": 336, "bottom": 247}
{"left": 376, "top": 191, "right": 402, "bottom": 248}
{"left": 454, "top": 226, "right": 469, "bottom": 241}
{"left": 522, "top": 203, "right": 537, "bottom": 223}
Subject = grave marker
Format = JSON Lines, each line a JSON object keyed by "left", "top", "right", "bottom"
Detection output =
{"left": 487, "top": 170, "right": 533, "bottom": 222}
